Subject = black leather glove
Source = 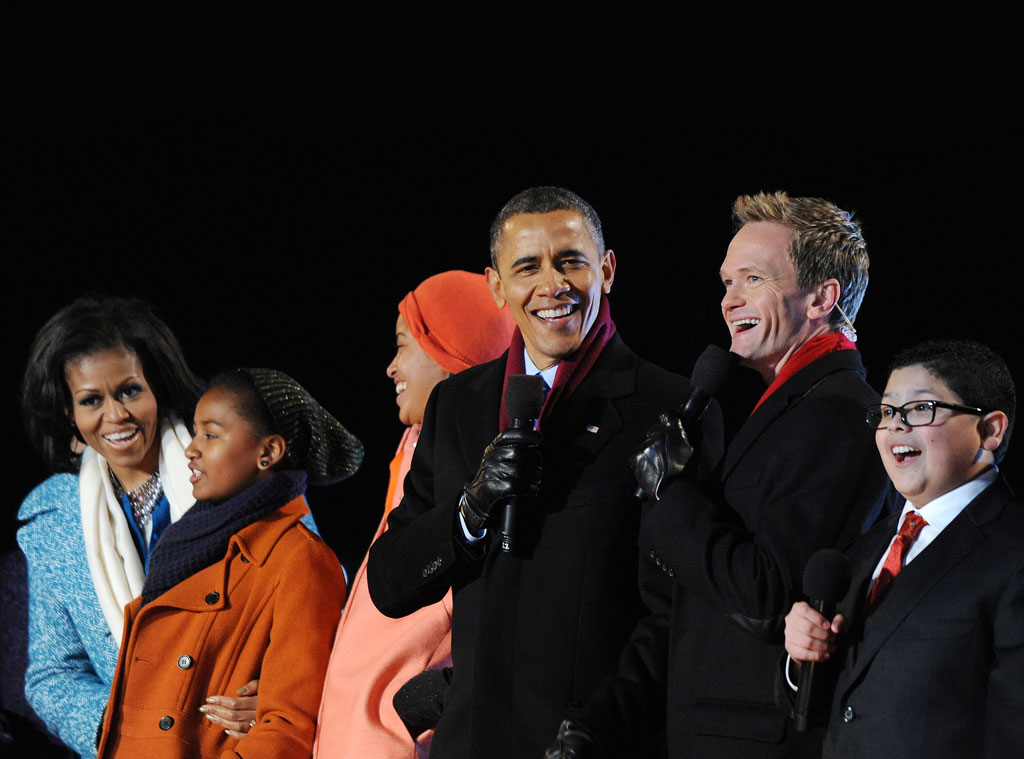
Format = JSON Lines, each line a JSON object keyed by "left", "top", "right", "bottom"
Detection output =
{"left": 460, "top": 427, "right": 542, "bottom": 535}
{"left": 631, "top": 410, "right": 694, "bottom": 501}
{"left": 544, "top": 719, "right": 603, "bottom": 758}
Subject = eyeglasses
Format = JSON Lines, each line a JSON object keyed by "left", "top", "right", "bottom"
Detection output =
{"left": 865, "top": 400, "right": 986, "bottom": 429}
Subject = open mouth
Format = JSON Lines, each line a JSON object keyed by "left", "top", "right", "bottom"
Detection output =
{"left": 534, "top": 303, "right": 578, "bottom": 322}
{"left": 891, "top": 444, "right": 921, "bottom": 464}
{"left": 102, "top": 428, "right": 141, "bottom": 448}
{"left": 395, "top": 381, "right": 407, "bottom": 396}
{"left": 189, "top": 465, "right": 204, "bottom": 485}
{"left": 732, "top": 318, "right": 760, "bottom": 334}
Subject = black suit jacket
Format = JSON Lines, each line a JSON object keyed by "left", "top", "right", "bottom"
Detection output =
{"left": 367, "top": 334, "right": 688, "bottom": 759}
{"left": 820, "top": 475, "right": 1024, "bottom": 758}
{"left": 639, "top": 349, "right": 891, "bottom": 758}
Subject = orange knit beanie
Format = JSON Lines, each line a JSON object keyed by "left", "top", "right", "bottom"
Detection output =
{"left": 398, "top": 270, "right": 516, "bottom": 374}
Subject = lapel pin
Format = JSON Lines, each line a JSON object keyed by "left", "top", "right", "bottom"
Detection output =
{"left": 586, "top": 424, "right": 600, "bottom": 434}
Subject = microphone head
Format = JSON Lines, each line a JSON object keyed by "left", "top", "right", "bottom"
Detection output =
{"left": 802, "top": 549, "right": 852, "bottom": 603}
{"left": 506, "top": 374, "right": 544, "bottom": 421}
{"left": 691, "top": 345, "right": 738, "bottom": 398}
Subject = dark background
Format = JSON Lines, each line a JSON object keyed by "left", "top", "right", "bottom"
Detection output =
{"left": 3, "top": 104, "right": 1023, "bottom": 754}
{"left": 3, "top": 117, "right": 1023, "bottom": 572}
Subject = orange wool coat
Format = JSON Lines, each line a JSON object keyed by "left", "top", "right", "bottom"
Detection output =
{"left": 97, "top": 495, "right": 345, "bottom": 759}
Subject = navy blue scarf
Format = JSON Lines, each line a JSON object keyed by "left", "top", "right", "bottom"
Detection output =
{"left": 141, "top": 470, "right": 307, "bottom": 606}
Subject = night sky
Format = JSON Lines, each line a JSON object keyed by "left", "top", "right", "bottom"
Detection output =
{"left": 4, "top": 109, "right": 1022, "bottom": 573}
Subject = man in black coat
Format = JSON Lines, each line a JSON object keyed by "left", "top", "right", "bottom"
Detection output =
{"left": 645, "top": 353, "right": 887, "bottom": 757}
{"left": 572, "top": 192, "right": 892, "bottom": 758}
{"left": 367, "top": 187, "right": 688, "bottom": 759}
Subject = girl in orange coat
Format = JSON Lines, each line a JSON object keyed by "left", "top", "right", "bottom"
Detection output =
{"left": 314, "top": 271, "right": 515, "bottom": 758}
{"left": 98, "top": 368, "right": 363, "bottom": 759}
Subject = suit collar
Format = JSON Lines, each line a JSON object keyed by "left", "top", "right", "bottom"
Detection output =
{"left": 454, "top": 336, "right": 636, "bottom": 466}
{"left": 842, "top": 476, "right": 1015, "bottom": 685}
{"left": 722, "top": 350, "right": 866, "bottom": 479}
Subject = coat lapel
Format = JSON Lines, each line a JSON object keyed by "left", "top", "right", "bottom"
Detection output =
{"left": 542, "top": 334, "right": 632, "bottom": 461}
{"left": 456, "top": 338, "right": 635, "bottom": 472}
{"left": 720, "top": 351, "right": 865, "bottom": 481}
{"left": 841, "top": 478, "right": 1014, "bottom": 687}
{"left": 136, "top": 499, "right": 307, "bottom": 616}
{"left": 454, "top": 354, "right": 506, "bottom": 469}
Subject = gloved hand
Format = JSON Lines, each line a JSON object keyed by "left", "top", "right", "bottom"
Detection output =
{"left": 543, "top": 719, "right": 603, "bottom": 758}
{"left": 460, "top": 427, "right": 542, "bottom": 535}
{"left": 631, "top": 410, "right": 694, "bottom": 501}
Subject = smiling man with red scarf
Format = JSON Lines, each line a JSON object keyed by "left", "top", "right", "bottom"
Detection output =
{"left": 605, "top": 192, "right": 891, "bottom": 759}
{"left": 367, "top": 187, "right": 690, "bottom": 759}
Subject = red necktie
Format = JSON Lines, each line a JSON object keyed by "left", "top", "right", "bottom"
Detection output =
{"left": 866, "top": 512, "right": 928, "bottom": 612}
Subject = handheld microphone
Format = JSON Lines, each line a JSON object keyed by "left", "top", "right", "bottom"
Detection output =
{"left": 683, "top": 344, "right": 738, "bottom": 432}
{"left": 791, "top": 549, "right": 851, "bottom": 733}
{"left": 633, "top": 345, "right": 737, "bottom": 499}
{"left": 500, "top": 374, "right": 544, "bottom": 553}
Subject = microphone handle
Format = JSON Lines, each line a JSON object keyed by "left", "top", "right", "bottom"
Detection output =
{"left": 791, "top": 597, "right": 836, "bottom": 733}
{"left": 500, "top": 417, "right": 536, "bottom": 554}
{"left": 499, "top": 497, "right": 518, "bottom": 553}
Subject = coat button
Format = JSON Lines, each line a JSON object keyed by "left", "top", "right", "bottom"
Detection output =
{"left": 667, "top": 568, "right": 675, "bottom": 578}
{"left": 205, "top": 592, "right": 220, "bottom": 605}
{"left": 842, "top": 705, "right": 855, "bottom": 723}
{"left": 240, "top": 555, "right": 249, "bottom": 563}
{"left": 159, "top": 716, "right": 174, "bottom": 730}
{"left": 177, "top": 655, "right": 193, "bottom": 669}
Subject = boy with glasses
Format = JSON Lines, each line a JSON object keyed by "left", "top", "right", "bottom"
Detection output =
{"left": 784, "top": 338, "right": 1022, "bottom": 757}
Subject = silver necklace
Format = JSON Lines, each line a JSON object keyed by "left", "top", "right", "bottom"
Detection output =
{"left": 110, "top": 467, "right": 164, "bottom": 529}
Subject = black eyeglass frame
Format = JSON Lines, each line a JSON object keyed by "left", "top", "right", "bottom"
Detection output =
{"left": 864, "top": 400, "right": 987, "bottom": 429}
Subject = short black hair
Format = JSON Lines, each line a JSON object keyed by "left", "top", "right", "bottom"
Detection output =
{"left": 890, "top": 339, "right": 1016, "bottom": 463}
{"left": 23, "top": 295, "right": 203, "bottom": 473}
{"left": 488, "top": 186, "right": 605, "bottom": 267}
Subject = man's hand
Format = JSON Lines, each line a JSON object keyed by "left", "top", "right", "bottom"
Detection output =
{"left": 544, "top": 719, "right": 602, "bottom": 758}
{"left": 200, "top": 678, "right": 260, "bottom": 738}
{"left": 460, "top": 427, "right": 541, "bottom": 535}
{"left": 784, "top": 602, "right": 846, "bottom": 664}
{"left": 631, "top": 411, "right": 694, "bottom": 501}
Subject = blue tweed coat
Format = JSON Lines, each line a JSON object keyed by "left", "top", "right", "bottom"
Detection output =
{"left": 17, "top": 474, "right": 117, "bottom": 759}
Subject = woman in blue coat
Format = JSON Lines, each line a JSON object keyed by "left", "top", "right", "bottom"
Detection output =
{"left": 17, "top": 296, "right": 261, "bottom": 758}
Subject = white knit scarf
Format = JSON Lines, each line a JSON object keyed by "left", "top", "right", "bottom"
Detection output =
{"left": 79, "top": 417, "right": 195, "bottom": 639}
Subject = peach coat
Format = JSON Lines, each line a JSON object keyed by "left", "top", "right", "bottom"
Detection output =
{"left": 314, "top": 425, "right": 453, "bottom": 758}
{"left": 98, "top": 495, "right": 345, "bottom": 759}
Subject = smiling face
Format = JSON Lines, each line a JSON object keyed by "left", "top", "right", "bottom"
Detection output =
{"left": 386, "top": 313, "right": 450, "bottom": 426}
{"left": 65, "top": 347, "right": 161, "bottom": 490}
{"left": 486, "top": 210, "right": 615, "bottom": 370}
{"left": 876, "top": 364, "right": 997, "bottom": 507}
{"left": 186, "top": 387, "right": 276, "bottom": 503}
{"left": 720, "top": 221, "right": 825, "bottom": 383}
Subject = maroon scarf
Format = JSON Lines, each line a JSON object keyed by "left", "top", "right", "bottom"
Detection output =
{"left": 751, "top": 332, "right": 857, "bottom": 415}
{"left": 499, "top": 297, "right": 617, "bottom": 430}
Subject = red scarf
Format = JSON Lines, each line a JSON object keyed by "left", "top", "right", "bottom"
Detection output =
{"left": 751, "top": 332, "right": 857, "bottom": 415}
{"left": 499, "top": 297, "right": 617, "bottom": 430}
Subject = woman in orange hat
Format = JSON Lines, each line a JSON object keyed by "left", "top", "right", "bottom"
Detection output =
{"left": 314, "top": 271, "right": 515, "bottom": 759}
